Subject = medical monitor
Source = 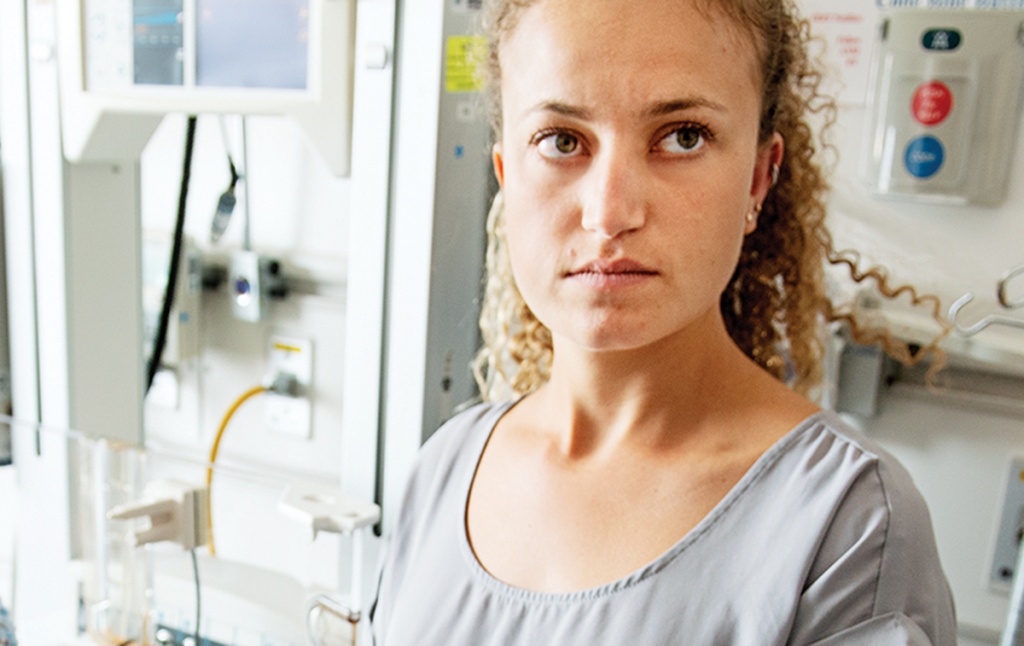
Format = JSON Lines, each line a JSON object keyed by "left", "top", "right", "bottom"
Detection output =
{"left": 58, "top": 0, "right": 355, "bottom": 175}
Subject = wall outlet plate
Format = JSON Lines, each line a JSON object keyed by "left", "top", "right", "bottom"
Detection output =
{"left": 229, "top": 251, "right": 285, "bottom": 323}
{"left": 265, "top": 335, "right": 313, "bottom": 438}
{"left": 990, "top": 457, "right": 1024, "bottom": 590}
{"left": 230, "top": 250, "right": 264, "bottom": 323}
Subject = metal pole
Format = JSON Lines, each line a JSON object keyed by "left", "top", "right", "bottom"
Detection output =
{"left": 1001, "top": 541, "right": 1024, "bottom": 646}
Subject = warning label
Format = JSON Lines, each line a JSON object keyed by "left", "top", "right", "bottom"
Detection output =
{"left": 445, "top": 36, "right": 487, "bottom": 93}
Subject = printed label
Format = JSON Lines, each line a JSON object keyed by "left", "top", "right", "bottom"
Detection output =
{"left": 445, "top": 36, "right": 488, "bottom": 93}
{"left": 803, "top": 0, "right": 878, "bottom": 107}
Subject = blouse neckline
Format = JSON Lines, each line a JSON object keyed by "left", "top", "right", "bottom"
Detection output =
{"left": 457, "top": 399, "right": 829, "bottom": 603}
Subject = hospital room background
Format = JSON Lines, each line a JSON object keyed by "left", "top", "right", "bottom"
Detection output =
{"left": 0, "top": 0, "right": 1022, "bottom": 644}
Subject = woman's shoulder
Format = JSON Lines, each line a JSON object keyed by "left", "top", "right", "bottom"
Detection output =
{"left": 782, "top": 411, "right": 919, "bottom": 494}
{"left": 781, "top": 411, "right": 940, "bottom": 537}
{"left": 422, "top": 399, "right": 515, "bottom": 458}
{"left": 404, "top": 399, "right": 517, "bottom": 490}
{"left": 386, "top": 400, "right": 517, "bottom": 540}
{"left": 781, "top": 412, "right": 955, "bottom": 644}
{"left": 759, "top": 411, "right": 944, "bottom": 571}
{"left": 808, "top": 411, "right": 944, "bottom": 563}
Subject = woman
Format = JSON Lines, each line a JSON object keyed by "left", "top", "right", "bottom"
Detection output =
{"left": 370, "top": 0, "right": 956, "bottom": 643}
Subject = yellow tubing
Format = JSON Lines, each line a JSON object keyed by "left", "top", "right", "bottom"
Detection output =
{"left": 205, "top": 385, "right": 267, "bottom": 555}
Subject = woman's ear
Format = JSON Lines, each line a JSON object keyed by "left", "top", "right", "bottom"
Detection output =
{"left": 492, "top": 143, "right": 506, "bottom": 188}
{"left": 745, "top": 133, "right": 784, "bottom": 234}
{"left": 751, "top": 133, "right": 784, "bottom": 204}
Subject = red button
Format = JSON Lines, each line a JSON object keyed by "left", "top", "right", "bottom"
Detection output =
{"left": 912, "top": 81, "right": 953, "bottom": 126}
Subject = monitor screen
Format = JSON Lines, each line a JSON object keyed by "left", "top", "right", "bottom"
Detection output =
{"left": 87, "top": 0, "right": 310, "bottom": 90}
{"left": 195, "top": 0, "right": 308, "bottom": 89}
{"left": 133, "top": 0, "right": 184, "bottom": 85}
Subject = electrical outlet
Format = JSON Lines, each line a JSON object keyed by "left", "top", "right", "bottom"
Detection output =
{"left": 265, "top": 336, "right": 313, "bottom": 438}
{"left": 990, "top": 457, "right": 1024, "bottom": 589}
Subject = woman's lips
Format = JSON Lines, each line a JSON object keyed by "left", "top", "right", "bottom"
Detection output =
{"left": 565, "top": 259, "right": 658, "bottom": 288}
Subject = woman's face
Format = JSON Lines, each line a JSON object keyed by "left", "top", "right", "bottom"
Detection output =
{"left": 494, "top": 0, "right": 781, "bottom": 354}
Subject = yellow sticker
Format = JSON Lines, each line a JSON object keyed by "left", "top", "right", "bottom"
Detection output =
{"left": 445, "top": 36, "right": 487, "bottom": 94}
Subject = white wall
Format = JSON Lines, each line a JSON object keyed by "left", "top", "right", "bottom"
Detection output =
{"left": 137, "top": 113, "right": 355, "bottom": 604}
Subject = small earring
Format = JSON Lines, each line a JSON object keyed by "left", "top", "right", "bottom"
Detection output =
{"left": 770, "top": 163, "right": 780, "bottom": 187}
{"left": 746, "top": 203, "right": 761, "bottom": 223}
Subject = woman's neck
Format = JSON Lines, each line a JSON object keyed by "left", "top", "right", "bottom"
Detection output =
{"left": 534, "top": 319, "right": 763, "bottom": 460}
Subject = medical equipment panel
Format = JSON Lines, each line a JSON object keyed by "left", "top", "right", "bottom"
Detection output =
{"left": 862, "top": 9, "right": 1024, "bottom": 205}
{"left": 57, "top": 0, "right": 356, "bottom": 175}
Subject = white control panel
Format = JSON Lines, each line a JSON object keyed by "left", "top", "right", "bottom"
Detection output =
{"left": 55, "top": 0, "right": 356, "bottom": 175}
{"left": 862, "top": 9, "right": 1024, "bottom": 205}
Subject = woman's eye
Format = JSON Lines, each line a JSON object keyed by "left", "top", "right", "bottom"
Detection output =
{"left": 537, "top": 132, "right": 582, "bottom": 158}
{"left": 658, "top": 126, "right": 707, "bottom": 154}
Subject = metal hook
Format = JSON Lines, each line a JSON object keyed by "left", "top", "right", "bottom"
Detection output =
{"left": 997, "top": 264, "right": 1024, "bottom": 310}
{"left": 948, "top": 293, "right": 1024, "bottom": 337}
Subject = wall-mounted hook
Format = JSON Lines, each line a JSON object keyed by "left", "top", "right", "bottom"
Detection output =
{"left": 997, "top": 264, "right": 1024, "bottom": 309}
{"left": 948, "top": 293, "right": 1024, "bottom": 337}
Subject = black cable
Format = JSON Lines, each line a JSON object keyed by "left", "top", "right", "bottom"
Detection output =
{"left": 217, "top": 115, "right": 240, "bottom": 190}
{"left": 227, "top": 152, "right": 239, "bottom": 189}
{"left": 146, "top": 115, "right": 198, "bottom": 394}
{"left": 190, "top": 548, "right": 201, "bottom": 646}
{"left": 210, "top": 117, "right": 240, "bottom": 243}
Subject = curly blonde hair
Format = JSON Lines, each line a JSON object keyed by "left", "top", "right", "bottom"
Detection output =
{"left": 473, "top": 0, "right": 946, "bottom": 402}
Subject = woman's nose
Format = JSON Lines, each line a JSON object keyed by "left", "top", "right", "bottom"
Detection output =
{"left": 580, "top": 152, "right": 647, "bottom": 239}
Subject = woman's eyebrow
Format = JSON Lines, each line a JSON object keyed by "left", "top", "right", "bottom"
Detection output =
{"left": 645, "top": 98, "right": 728, "bottom": 117}
{"left": 525, "top": 100, "right": 593, "bottom": 120}
{"left": 521, "top": 97, "right": 728, "bottom": 121}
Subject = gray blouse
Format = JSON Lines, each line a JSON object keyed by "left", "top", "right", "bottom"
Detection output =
{"left": 370, "top": 401, "right": 956, "bottom": 645}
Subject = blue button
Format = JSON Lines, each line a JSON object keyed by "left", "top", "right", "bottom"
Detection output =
{"left": 904, "top": 136, "right": 944, "bottom": 179}
{"left": 234, "top": 277, "right": 251, "bottom": 296}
